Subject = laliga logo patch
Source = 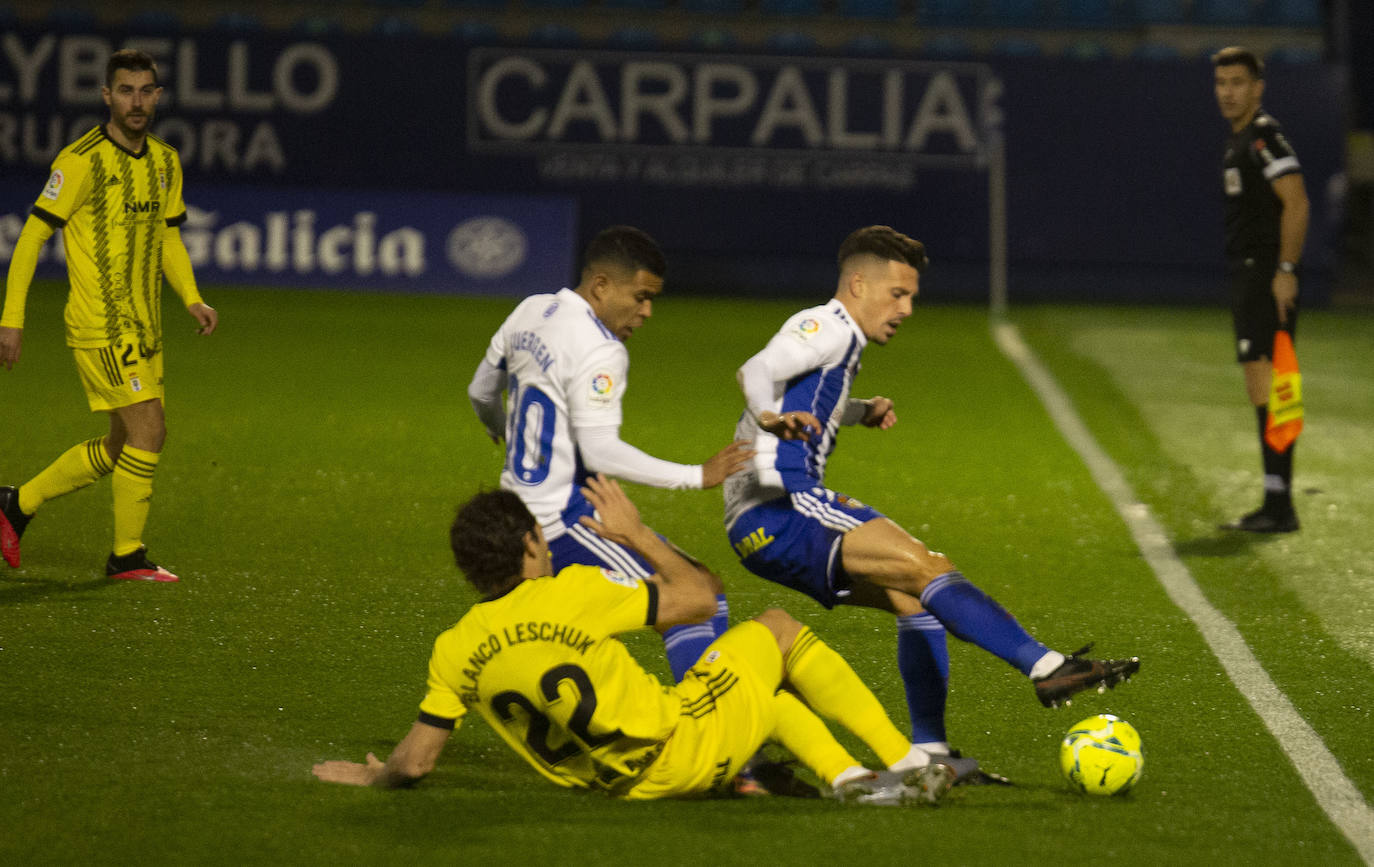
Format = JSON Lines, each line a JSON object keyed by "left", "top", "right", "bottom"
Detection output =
{"left": 599, "top": 567, "right": 638, "bottom": 589}
{"left": 43, "top": 170, "right": 64, "bottom": 201}
{"left": 589, "top": 372, "right": 614, "bottom": 403}
{"left": 797, "top": 318, "right": 821, "bottom": 338}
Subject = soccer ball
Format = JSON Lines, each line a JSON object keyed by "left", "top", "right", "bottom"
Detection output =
{"left": 1059, "top": 714, "right": 1143, "bottom": 796}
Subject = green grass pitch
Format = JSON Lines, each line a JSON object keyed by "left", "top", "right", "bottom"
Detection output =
{"left": 2, "top": 283, "right": 1370, "bottom": 865}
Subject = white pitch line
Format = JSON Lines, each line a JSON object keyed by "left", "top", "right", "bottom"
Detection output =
{"left": 993, "top": 321, "right": 1374, "bottom": 865}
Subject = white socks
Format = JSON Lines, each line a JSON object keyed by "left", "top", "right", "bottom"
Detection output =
{"left": 1029, "top": 650, "right": 1068, "bottom": 680}
{"left": 888, "top": 744, "right": 934, "bottom": 773}
{"left": 832, "top": 765, "right": 874, "bottom": 787}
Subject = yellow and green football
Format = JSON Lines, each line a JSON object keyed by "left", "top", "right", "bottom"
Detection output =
{"left": 1059, "top": 714, "right": 1143, "bottom": 796}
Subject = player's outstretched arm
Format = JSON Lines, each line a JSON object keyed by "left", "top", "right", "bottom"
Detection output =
{"left": 577, "top": 425, "right": 716, "bottom": 490}
{"left": 577, "top": 473, "right": 659, "bottom": 552}
{"left": 312, "top": 720, "right": 451, "bottom": 788}
{"left": 700, "top": 440, "right": 755, "bottom": 487}
{"left": 577, "top": 474, "right": 716, "bottom": 626}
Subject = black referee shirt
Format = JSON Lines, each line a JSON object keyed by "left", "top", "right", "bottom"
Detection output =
{"left": 1222, "top": 109, "right": 1302, "bottom": 260}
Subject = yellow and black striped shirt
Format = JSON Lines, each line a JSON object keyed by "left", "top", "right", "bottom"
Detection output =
{"left": 29, "top": 125, "right": 192, "bottom": 350}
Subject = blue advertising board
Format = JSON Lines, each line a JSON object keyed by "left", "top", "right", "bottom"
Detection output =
{"left": 0, "top": 28, "right": 1347, "bottom": 301}
{"left": 0, "top": 183, "right": 577, "bottom": 295}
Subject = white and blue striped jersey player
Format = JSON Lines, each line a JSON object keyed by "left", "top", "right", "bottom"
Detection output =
{"left": 468, "top": 287, "right": 727, "bottom": 679}
{"left": 724, "top": 298, "right": 888, "bottom": 605}
{"left": 721, "top": 228, "right": 1140, "bottom": 760}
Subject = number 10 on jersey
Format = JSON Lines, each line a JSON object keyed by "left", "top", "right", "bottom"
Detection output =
{"left": 506, "top": 374, "right": 556, "bottom": 485}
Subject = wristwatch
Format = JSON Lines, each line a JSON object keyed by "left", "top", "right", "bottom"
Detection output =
{"left": 1277, "top": 261, "right": 1298, "bottom": 274}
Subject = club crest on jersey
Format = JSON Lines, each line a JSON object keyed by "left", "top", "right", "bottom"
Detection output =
{"left": 836, "top": 493, "right": 868, "bottom": 510}
{"left": 589, "top": 371, "right": 614, "bottom": 403}
{"left": 157, "top": 169, "right": 167, "bottom": 190}
{"left": 599, "top": 567, "right": 638, "bottom": 589}
{"left": 129, "top": 376, "right": 143, "bottom": 393}
{"left": 42, "top": 170, "right": 64, "bottom": 201}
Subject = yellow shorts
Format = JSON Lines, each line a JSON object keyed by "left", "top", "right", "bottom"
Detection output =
{"left": 73, "top": 336, "right": 164, "bottom": 412}
{"left": 625, "top": 621, "right": 784, "bottom": 800}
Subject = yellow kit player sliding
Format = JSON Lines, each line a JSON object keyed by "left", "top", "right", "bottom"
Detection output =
{"left": 313, "top": 475, "right": 964, "bottom": 805}
{"left": 1, "top": 49, "right": 218, "bottom": 582}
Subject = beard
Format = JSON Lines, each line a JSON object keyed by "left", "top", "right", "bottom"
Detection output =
{"left": 113, "top": 108, "right": 154, "bottom": 140}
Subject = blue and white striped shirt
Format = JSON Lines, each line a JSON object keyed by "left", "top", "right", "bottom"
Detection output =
{"left": 724, "top": 298, "right": 870, "bottom": 529}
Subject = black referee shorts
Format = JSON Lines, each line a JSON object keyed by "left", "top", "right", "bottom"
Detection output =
{"left": 1227, "top": 255, "right": 1297, "bottom": 363}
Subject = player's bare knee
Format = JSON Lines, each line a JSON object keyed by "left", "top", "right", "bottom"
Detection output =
{"left": 889, "top": 591, "right": 926, "bottom": 617}
{"left": 102, "top": 433, "right": 125, "bottom": 463}
{"left": 908, "top": 546, "right": 954, "bottom": 590}
{"left": 136, "top": 417, "right": 167, "bottom": 451}
{"left": 928, "top": 552, "right": 955, "bottom": 579}
{"left": 133, "top": 430, "right": 166, "bottom": 452}
{"left": 754, "top": 607, "right": 802, "bottom": 651}
{"left": 117, "top": 404, "right": 166, "bottom": 452}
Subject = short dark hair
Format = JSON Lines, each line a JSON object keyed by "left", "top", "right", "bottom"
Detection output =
{"left": 106, "top": 48, "right": 159, "bottom": 88}
{"left": 581, "top": 225, "right": 666, "bottom": 279}
{"left": 1211, "top": 46, "right": 1264, "bottom": 80}
{"left": 450, "top": 490, "right": 536, "bottom": 598}
{"left": 837, "top": 225, "right": 929, "bottom": 273}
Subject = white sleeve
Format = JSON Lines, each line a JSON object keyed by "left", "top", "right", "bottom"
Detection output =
{"left": 840, "top": 398, "right": 872, "bottom": 426}
{"left": 567, "top": 341, "right": 629, "bottom": 429}
{"left": 467, "top": 356, "right": 507, "bottom": 440}
{"left": 575, "top": 425, "right": 703, "bottom": 490}
{"left": 736, "top": 331, "right": 822, "bottom": 422}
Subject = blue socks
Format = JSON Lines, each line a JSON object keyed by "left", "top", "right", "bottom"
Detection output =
{"left": 710, "top": 593, "right": 729, "bottom": 638}
{"left": 897, "top": 613, "right": 949, "bottom": 746}
{"left": 919, "top": 571, "right": 1050, "bottom": 676}
{"left": 662, "top": 594, "right": 729, "bottom": 682}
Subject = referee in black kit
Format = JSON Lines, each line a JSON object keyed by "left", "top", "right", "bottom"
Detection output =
{"left": 1213, "top": 45, "right": 1309, "bottom": 533}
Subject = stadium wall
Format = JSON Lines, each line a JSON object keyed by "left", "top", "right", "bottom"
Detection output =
{"left": 0, "top": 28, "right": 1346, "bottom": 303}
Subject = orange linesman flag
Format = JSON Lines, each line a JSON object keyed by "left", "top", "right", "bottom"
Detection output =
{"left": 1265, "top": 330, "right": 1303, "bottom": 453}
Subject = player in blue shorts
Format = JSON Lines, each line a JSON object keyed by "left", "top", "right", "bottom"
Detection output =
{"left": 724, "top": 226, "right": 1141, "bottom": 780}
{"left": 468, "top": 226, "right": 751, "bottom": 681}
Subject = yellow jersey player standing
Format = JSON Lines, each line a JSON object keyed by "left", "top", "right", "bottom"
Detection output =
{"left": 0, "top": 48, "right": 218, "bottom": 582}
{"left": 312, "top": 474, "right": 960, "bottom": 806}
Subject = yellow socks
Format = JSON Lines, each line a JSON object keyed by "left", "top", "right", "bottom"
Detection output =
{"left": 16, "top": 438, "right": 164, "bottom": 558}
{"left": 784, "top": 626, "right": 913, "bottom": 769}
{"left": 769, "top": 690, "right": 861, "bottom": 786}
{"left": 18, "top": 438, "right": 114, "bottom": 515}
{"left": 112, "top": 446, "right": 159, "bottom": 557}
